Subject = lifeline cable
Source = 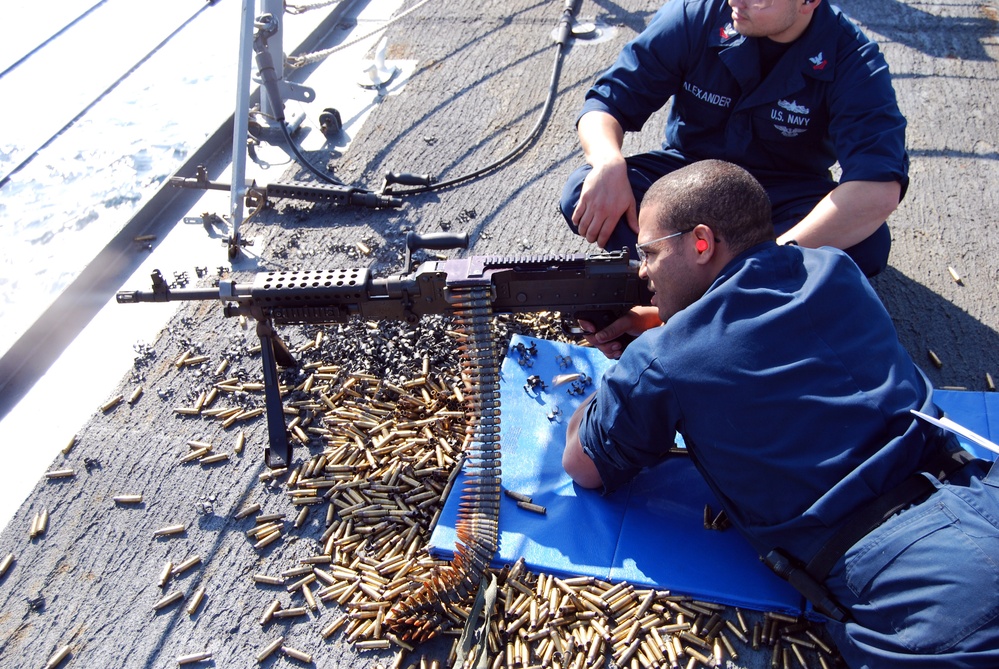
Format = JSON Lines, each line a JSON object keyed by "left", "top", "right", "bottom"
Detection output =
{"left": 0, "top": 1, "right": 220, "bottom": 189}
{"left": 284, "top": 0, "right": 344, "bottom": 16}
{"left": 0, "top": 0, "right": 108, "bottom": 81}
{"left": 285, "top": 0, "right": 436, "bottom": 69}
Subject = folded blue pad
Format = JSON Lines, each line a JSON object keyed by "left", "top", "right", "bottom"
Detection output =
{"left": 933, "top": 389, "right": 999, "bottom": 461}
{"left": 428, "top": 335, "right": 997, "bottom": 614}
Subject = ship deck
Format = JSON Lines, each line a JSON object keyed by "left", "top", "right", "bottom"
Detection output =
{"left": 0, "top": 0, "right": 996, "bottom": 667}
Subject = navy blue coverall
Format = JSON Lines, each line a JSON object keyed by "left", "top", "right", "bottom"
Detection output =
{"left": 578, "top": 242, "right": 999, "bottom": 667}
{"left": 560, "top": 0, "right": 908, "bottom": 276}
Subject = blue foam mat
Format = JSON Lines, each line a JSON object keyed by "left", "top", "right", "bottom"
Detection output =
{"left": 428, "top": 335, "right": 997, "bottom": 614}
{"left": 933, "top": 389, "right": 999, "bottom": 460}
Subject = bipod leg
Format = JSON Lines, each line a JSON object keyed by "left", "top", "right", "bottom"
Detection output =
{"left": 256, "top": 319, "right": 296, "bottom": 468}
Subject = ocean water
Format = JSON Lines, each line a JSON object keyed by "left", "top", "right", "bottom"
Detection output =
{"left": 0, "top": 0, "right": 242, "bottom": 356}
{"left": 0, "top": 0, "right": 414, "bottom": 533}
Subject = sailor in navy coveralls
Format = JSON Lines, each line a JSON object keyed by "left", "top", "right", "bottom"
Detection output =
{"left": 560, "top": 0, "right": 908, "bottom": 277}
{"left": 563, "top": 161, "right": 999, "bottom": 667}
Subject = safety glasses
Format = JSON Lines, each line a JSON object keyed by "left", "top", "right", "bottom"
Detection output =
{"left": 635, "top": 229, "right": 692, "bottom": 264}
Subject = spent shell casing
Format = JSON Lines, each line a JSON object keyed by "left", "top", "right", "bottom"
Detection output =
{"left": 113, "top": 494, "right": 143, "bottom": 504}
{"left": 43, "top": 645, "right": 72, "bottom": 669}
{"left": 719, "top": 631, "right": 739, "bottom": 661}
{"left": 355, "top": 639, "right": 391, "bottom": 650}
{"left": 61, "top": 435, "right": 77, "bottom": 455}
{"left": 0, "top": 553, "right": 13, "bottom": 579}
{"left": 284, "top": 574, "right": 316, "bottom": 592}
{"left": 321, "top": 615, "right": 348, "bottom": 638}
{"left": 302, "top": 583, "right": 318, "bottom": 611}
{"left": 153, "top": 524, "right": 186, "bottom": 537}
{"left": 516, "top": 500, "right": 547, "bottom": 515}
{"left": 172, "top": 556, "right": 202, "bottom": 576}
{"left": 199, "top": 452, "right": 230, "bottom": 465}
{"left": 294, "top": 507, "right": 309, "bottom": 528}
{"left": 259, "top": 599, "right": 281, "bottom": 626}
{"left": 101, "top": 395, "right": 123, "bottom": 412}
{"left": 503, "top": 489, "right": 533, "bottom": 504}
{"left": 187, "top": 586, "right": 206, "bottom": 615}
{"left": 725, "top": 619, "right": 749, "bottom": 644}
{"left": 37, "top": 508, "right": 49, "bottom": 535}
{"left": 805, "top": 629, "right": 833, "bottom": 655}
{"left": 272, "top": 607, "right": 308, "bottom": 618}
{"left": 281, "top": 645, "right": 313, "bottom": 663}
{"left": 254, "top": 530, "right": 282, "bottom": 549}
{"left": 766, "top": 611, "right": 799, "bottom": 624}
{"left": 246, "top": 522, "right": 281, "bottom": 538}
{"left": 180, "top": 447, "right": 210, "bottom": 463}
{"left": 177, "top": 651, "right": 212, "bottom": 664}
{"left": 153, "top": 590, "right": 184, "bottom": 610}
{"left": 45, "top": 469, "right": 76, "bottom": 479}
{"left": 735, "top": 608, "right": 750, "bottom": 634}
{"left": 158, "top": 561, "right": 173, "bottom": 587}
{"left": 234, "top": 502, "right": 261, "bottom": 519}
{"left": 552, "top": 373, "right": 582, "bottom": 387}
{"left": 299, "top": 555, "right": 331, "bottom": 565}
{"left": 256, "top": 636, "right": 284, "bottom": 663}
{"left": 684, "top": 645, "right": 714, "bottom": 667}
{"left": 791, "top": 641, "right": 808, "bottom": 668}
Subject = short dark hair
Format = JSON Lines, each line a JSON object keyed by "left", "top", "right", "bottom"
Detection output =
{"left": 642, "top": 160, "right": 774, "bottom": 255}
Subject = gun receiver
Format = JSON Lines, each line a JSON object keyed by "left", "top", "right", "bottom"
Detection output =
{"left": 116, "top": 250, "right": 651, "bottom": 468}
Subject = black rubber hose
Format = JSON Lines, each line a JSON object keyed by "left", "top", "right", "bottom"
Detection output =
{"left": 392, "top": 0, "right": 581, "bottom": 197}
{"left": 279, "top": 118, "right": 347, "bottom": 186}
{"left": 271, "top": 0, "right": 581, "bottom": 197}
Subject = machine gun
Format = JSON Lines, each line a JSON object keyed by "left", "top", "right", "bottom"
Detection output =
{"left": 116, "top": 238, "right": 651, "bottom": 468}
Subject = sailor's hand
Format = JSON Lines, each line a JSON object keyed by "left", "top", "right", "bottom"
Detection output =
{"left": 578, "top": 308, "right": 660, "bottom": 359}
{"left": 572, "top": 159, "right": 638, "bottom": 248}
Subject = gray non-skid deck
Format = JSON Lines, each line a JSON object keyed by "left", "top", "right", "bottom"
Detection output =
{"left": 0, "top": 0, "right": 996, "bottom": 667}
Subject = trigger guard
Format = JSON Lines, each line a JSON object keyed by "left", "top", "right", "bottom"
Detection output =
{"left": 560, "top": 316, "right": 591, "bottom": 338}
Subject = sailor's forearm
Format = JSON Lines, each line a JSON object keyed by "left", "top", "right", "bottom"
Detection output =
{"left": 777, "top": 180, "right": 902, "bottom": 250}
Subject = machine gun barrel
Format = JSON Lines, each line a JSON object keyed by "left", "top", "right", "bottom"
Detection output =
{"left": 115, "top": 286, "right": 230, "bottom": 303}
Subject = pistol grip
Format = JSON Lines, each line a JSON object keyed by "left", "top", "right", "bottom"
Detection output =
{"left": 568, "top": 310, "right": 635, "bottom": 347}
